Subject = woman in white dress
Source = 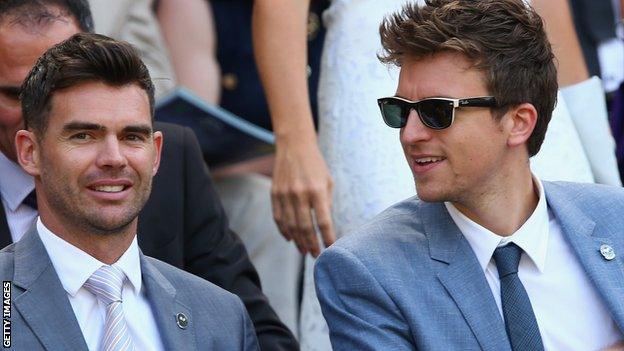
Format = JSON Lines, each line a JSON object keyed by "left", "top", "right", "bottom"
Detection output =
{"left": 305, "top": 2, "right": 417, "bottom": 349}
{"left": 255, "top": 1, "right": 414, "bottom": 349}
{"left": 253, "top": 0, "right": 614, "bottom": 349}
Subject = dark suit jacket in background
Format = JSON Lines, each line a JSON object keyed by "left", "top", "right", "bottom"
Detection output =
{"left": 0, "top": 122, "right": 298, "bottom": 351}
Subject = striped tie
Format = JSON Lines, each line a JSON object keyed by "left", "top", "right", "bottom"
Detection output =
{"left": 84, "top": 265, "right": 135, "bottom": 351}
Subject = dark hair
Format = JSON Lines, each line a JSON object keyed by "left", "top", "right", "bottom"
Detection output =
{"left": 0, "top": 0, "right": 93, "bottom": 33}
{"left": 21, "top": 33, "right": 155, "bottom": 136}
{"left": 379, "top": 0, "right": 557, "bottom": 157}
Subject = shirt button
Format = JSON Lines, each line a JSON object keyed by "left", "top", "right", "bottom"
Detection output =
{"left": 222, "top": 73, "right": 238, "bottom": 91}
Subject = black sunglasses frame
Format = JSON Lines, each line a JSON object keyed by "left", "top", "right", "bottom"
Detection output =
{"left": 377, "top": 96, "right": 498, "bottom": 129}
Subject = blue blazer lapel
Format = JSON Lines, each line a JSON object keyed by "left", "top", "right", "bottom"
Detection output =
{"left": 544, "top": 182, "right": 624, "bottom": 332}
{"left": 423, "top": 202, "right": 511, "bottom": 351}
{"left": 140, "top": 255, "right": 198, "bottom": 351}
{"left": 12, "top": 227, "right": 88, "bottom": 351}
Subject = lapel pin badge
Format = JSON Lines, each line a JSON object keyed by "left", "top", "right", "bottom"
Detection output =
{"left": 599, "top": 244, "right": 616, "bottom": 261}
{"left": 176, "top": 312, "right": 189, "bottom": 329}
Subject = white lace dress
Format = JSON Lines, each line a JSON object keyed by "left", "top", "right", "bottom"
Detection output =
{"left": 300, "top": 0, "right": 594, "bottom": 349}
{"left": 300, "top": 1, "right": 415, "bottom": 349}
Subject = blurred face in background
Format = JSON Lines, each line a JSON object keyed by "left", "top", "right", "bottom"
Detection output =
{"left": 0, "top": 11, "right": 80, "bottom": 161}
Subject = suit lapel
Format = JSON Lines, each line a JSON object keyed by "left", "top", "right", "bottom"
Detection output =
{"left": 12, "top": 227, "right": 88, "bottom": 351}
{"left": 544, "top": 182, "right": 624, "bottom": 332}
{"left": 0, "top": 202, "right": 12, "bottom": 249}
{"left": 422, "top": 202, "right": 511, "bottom": 351}
{"left": 140, "top": 255, "right": 198, "bottom": 351}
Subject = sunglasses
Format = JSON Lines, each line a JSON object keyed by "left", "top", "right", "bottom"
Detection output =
{"left": 377, "top": 96, "right": 497, "bottom": 129}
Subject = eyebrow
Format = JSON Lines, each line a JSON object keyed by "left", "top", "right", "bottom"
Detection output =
{"left": 62, "top": 122, "right": 153, "bottom": 135}
{"left": 62, "top": 122, "right": 105, "bottom": 132}
{"left": 122, "top": 125, "right": 153, "bottom": 135}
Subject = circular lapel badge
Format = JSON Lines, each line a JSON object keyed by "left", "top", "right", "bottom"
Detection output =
{"left": 600, "top": 244, "right": 616, "bottom": 261}
{"left": 176, "top": 312, "right": 189, "bottom": 329}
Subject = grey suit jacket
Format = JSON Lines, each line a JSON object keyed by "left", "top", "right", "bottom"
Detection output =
{"left": 0, "top": 227, "right": 259, "bottom": 350}
{"left": 315, "top": 181, "right": 624, "bottom": 350}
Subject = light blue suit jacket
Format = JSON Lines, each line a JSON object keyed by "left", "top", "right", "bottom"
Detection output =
{"left": 0, "top": 227, "right": 259, "bottom": 350}
{"left": 315, "top": 181, "right": 624, "bottom": 350}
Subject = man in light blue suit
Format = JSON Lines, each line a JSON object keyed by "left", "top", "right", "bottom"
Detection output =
{"left": 0, "top": 33, "right": 258, "bottom": 350}
{"left": 315, "top": 0, "right": 624, "bottom": 350}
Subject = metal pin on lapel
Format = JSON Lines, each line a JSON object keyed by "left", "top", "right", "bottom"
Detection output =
{"left": 176, "top": 313, "right": 189, "bottom": 329}
{"left": 599, "top": 244, "right": 616, "bottom": 261}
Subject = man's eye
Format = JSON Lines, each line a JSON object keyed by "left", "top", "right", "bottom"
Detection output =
{"left": 70, "top": 133, "right": 91, "bottom": 140}
{"left": 0, "top": 88, "right": 20, "bottom": 102}
{"left": 7, "top": 92, "right": 20, "bottom": 101}
{"left": 125, "top": 134, "right": 146, "bottom": 142}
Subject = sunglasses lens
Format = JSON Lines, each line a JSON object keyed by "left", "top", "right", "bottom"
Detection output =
{"left": 380, "top": 100, "right": 407, "bottom": 128}
{"left": 418, "top": 99, "right": 453, "bottom": 129}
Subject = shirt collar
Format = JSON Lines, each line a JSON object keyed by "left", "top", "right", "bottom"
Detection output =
{"left": 36, "top": 217, "right": 143, "bottom": 297}
{"left": 0, "top": 151, "right": 35, "bottom": 211}
{"left": 444, "top": 175, "right": 549, "bottom": 273}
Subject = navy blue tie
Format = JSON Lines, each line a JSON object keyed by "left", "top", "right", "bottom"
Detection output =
{"left": 493, "top": 243, "right": 544, "bottom": 351}
{"left": 22, "top": 190, "right": 37, "bottom": 210}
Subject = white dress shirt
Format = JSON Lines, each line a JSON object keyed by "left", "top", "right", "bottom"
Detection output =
{"left": 37, "top": 218, "right": 165, "bottom": 351}
{"left": 0, "top": 151, "right": 37, "bottom": 242}
{"left": 445, "top": 177, "right": 622, "bottom": 350}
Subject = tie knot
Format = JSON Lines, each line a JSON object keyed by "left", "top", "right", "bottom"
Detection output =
{"left": 493, "top": 243, "right": 523, "bottom": 278}
{"left": 83, "top": 265, "right": 126, "bottom": 305}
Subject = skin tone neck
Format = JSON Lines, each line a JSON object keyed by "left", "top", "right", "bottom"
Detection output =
{"left": 38, "top": 195, "right": 136, "bottom": 265}
{"left": 452, "top": 155, "right": 538, "bottom": 237}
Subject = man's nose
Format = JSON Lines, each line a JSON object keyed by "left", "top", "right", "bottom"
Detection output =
{"left": 95, "top": 136, "right": 127, "bottom": 169}
{"left": 400, "top": 108, "right": 432, "bottom": 144}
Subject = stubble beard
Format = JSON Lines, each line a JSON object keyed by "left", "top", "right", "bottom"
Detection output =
{"left": 40, "top": 167, "right": 152, "bottom": 237}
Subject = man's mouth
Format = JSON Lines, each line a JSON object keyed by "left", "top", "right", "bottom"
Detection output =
{"left": 91, "top": 185, "right": 127, "bottom": 193}
{"left": 414, "top": 156, "right": 445, "bottom": 165}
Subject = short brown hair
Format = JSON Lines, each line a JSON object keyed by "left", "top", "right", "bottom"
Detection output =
{"left": 21, "top": 32, "right": 155, "bottom": 137}
{"left": 379, "top": 0, "right": 557, "bottom": 156}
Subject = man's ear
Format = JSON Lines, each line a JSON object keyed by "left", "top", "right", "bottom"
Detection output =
{"left": 15, "top": 130, "right": 41, "bottom": 176}
{"left": 505, "top": 103, "right": 538, "bottom": 149}
{"left": 151, "top": 130, "right": 163, "bottom": 176}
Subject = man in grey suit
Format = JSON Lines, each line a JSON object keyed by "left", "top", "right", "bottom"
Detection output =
{"left": 315, "top": 0, "right": 624, "bottom": 350}
{"left": 0, "top": 33, "right": 259, "bottom": 350}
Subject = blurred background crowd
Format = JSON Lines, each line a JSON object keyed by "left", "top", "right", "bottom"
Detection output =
{"left": 2, "top": 0, "right": 623, "bottom": 349}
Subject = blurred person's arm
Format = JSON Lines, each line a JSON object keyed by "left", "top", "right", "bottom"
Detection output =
{"left": 156, "top": 0, "right": 220, "bottom": 104}
{"left": 90, "top": 0, "right": 177, "bottom": 98}
{"left": 252, "top": 0, "right": 336, "bottom": 257}
{"left": 534, "top": 0, "right": 622, "bottom": 185}
{"left": 532, "top": 0, "right": 589, "bottom": 87}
